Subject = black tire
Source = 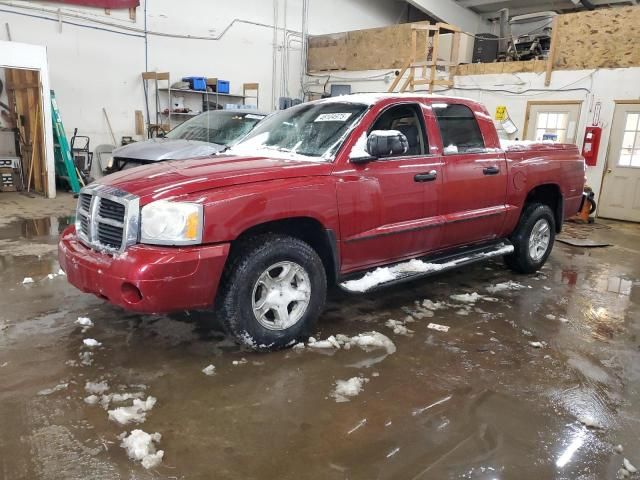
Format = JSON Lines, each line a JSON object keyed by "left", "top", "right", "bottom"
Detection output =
{"left": 504, "top": 203, "right": 556, "bottom": 274}
{"left": 215, "top": 234, "right": 327, "bottom": 351}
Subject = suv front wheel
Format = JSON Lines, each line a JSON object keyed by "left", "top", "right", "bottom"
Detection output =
{"left": 215, "top": 234, "right": 327, "bottom": 351}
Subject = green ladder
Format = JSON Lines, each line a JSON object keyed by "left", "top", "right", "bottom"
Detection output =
{"left": 51, "top": 90, "right": 81, "bottom": 193}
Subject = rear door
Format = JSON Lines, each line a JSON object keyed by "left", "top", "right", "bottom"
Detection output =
{"left": 431, "top": 102, "right": 508, "bottom": 247}
{"left": 335, "top": 102, "right": 444, "bottom": 272}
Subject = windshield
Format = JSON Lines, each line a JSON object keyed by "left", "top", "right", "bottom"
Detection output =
{"left": 229, "top": 102, "right": 368, "bottom": 161}
{"left": 166, "top": 111, "right": 265, "bottom": 145}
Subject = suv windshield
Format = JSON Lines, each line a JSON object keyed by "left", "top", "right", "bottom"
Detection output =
{"left": 166, "top": 111, "right": 265, "bottom": 146}
{"left": 229, "top": 102, "right": 368, "bottom": 161}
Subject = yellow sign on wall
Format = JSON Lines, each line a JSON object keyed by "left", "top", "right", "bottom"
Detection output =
{"left": 495, "top": 106, "right": 507, "bottom": 121}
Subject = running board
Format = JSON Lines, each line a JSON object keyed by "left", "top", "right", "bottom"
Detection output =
{"left": 339, "top": 240, "right": 514, "bottom": 294}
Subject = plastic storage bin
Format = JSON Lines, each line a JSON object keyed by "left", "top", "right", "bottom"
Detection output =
{"left": 182, "top": 76, "right": 207, "bottom": 91}
{"left": 216, "top": 80, "right": 230, "bottom": 94}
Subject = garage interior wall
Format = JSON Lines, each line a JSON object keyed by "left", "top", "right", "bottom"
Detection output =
{"left": 0, "top": 0, "right": 412, "bottom": 149}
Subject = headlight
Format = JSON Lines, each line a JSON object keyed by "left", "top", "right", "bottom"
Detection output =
{"left": 140, "top": 200, "right": 203, "bottom": 245}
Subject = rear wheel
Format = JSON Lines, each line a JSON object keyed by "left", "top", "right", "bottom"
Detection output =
{"left": 215, "top": 234, "right": 327, "bottom": 351}
{"left": 505, "top": 203, "right": 556, "bottom": 274}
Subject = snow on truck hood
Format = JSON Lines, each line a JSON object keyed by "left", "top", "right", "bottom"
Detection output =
{"left": 96, "top": 154, "right": 332, "bottom": 202}
{"left": 112, "top": 138, "right": 225, "bottom": 162}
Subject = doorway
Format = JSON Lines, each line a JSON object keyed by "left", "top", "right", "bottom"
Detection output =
{"left": 598, "top": 101, "right": 640, "bottom": 222}
{"left": 524, "top": 101, "right": 582, "bottom": 144}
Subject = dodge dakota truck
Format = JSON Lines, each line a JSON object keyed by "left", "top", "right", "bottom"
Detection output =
{"left": 59, "top": 93, "right": 585, "bottom": 350}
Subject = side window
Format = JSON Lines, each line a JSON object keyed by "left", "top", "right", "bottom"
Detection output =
{"left": 369, "top": 104, "right": 428, "bottom": 157}
{"left": 432, "top": 103, "right": 485, "bottom": 154}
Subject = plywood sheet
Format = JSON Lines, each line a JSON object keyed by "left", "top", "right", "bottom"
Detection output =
{"left": 453, "top": 60, "right": 547, "bottom": 76}
{"left": 307, "top": 33, "right": 347, "bottom": 71}
{"left": 554, "top": 6, "right": 640, "bottom": 70}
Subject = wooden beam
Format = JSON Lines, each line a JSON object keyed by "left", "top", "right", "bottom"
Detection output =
{"left": 545, "top": 16, "right": 560, "bottom": 87}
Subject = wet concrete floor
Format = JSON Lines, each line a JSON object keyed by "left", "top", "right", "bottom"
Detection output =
{"left": 1, "top": 194, "right": 639, "bottom": 479}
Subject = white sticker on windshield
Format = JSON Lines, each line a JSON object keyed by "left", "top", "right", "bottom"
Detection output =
{"left": 244, "top": 114, "right": 266, "bottom": 120}
{"left": 314, "top": 112, "right": 352, "bottom": 122}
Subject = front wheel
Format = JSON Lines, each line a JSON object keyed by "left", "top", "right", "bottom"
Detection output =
{"left": 215, "top": 234, "right": 327, "bottom": 351}
{"left": 505, "top": 203, "right": 556, "bottom": 274}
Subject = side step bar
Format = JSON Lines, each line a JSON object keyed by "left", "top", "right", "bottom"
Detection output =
{"left": 339, "top": 240, "right": 514, "bottom": 294}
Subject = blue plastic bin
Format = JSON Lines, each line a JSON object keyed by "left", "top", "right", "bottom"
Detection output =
{"left": 217, "top": 80, "right": 230, "bottom": 94}
{"left": 182, "top": 76, "right": 207, "bottom": 91}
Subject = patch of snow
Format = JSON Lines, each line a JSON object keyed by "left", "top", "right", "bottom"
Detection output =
{"left": 422, "top": 299, "right": 446, "bottom": 310}
{"left": 349, "top": 132, "right": 369, "bottom": 159}
{"left": 578, "top": 414, "right": 604, "bottom": 429}
{"left": 487, "top": 244, "right": 514, "bottom": 256}
{"left": 528, "top": 341, "right": 546, "bottom": 348}
{"left": 624, "top": 459, "right": 637, "bottom": 474}
{"left": 444, "top": 144, "right": 458, "bottom": 154}
{"left": 58, "top": 269, "right": 65, "bottom": 276}
{"left": 427, "top": 323, "right": 450, "bottom": 333}
{"left": 84, "top": 395, "right": 99, "bottom": 405}
{"left": 385, "top": 319, "right": 413, "bottom": 336}
{"left": 232, "top": 358, "right": 248, "bottom": 366}
{"left": 332, "top": 377, "right": 369, "bottom": 402}
{"left": 202, "top": 364, "right": 216, "bottom": 376}
{"left": 108, "top": 396, "right": 157, "bottom": 425}
{"left": 83, "top": 338, "right": 101, "bottom": 348}
{"left": 341, "top": 259, "right": 451, "bottom": 293}
{"left": 545, "top": 314, "right": 556, "bottom": 320}
{"left": 85, "top": 381, "right": 109, "bottom": 395}
{"left": 308, "top": 335, "right": 341, "bottom": 349}
{"left": 486, "top": 281, "right": 525, "bottom": 294}
{"left": 292, "top": 342, "right": 305, "bottom": 350}
{"left": 37, "top": 383, "right": 68, "bottom": 396}
{"left": 500, "top": 139, "right": 558, "bottom": 150}
{"left": 543, "top": 286, "right": 552, "bottom": 291}
{"left": 347, "top": 332, "right": 396, "bottom": 354}
{"left": 22, "top": 277, "right": 34, "bottom": 284}
{"left": 120, "top": 429, "right": 164, "bottom": 470}
{"left": 79, "top": 351, "right": 93, "bottom": 366}
{"left": 75, "top": 317, "right": 93, "bottom": 327}
{"left": 450, "top": 292, "right": 482, "bottom": 303}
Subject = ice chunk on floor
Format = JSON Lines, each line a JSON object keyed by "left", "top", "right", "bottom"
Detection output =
{"left": 450, "top": 292, "right": 498, "bottom": 303}
{"left": 624, "top": 458, "right": 637, "bottom": 473}
{"left": 232, "top": 358, "right": 248, "bottom": 366}
{"left": 202, "top": 365, "right": 216, "bottom": 376}
{"left": 528, "top": 341, "right": 546, "bottom": 348}
{"left": 308, "top": 335, "right": 341, "bottom": 349}
{"left": 37, "top": 383, "right": 68, "bottom": 396}
{"left": 486, "top": 281, "right": 525, "bottom": 293}
{"left": 85, "top": 381, "right": 109, "bottom": 395}
{"left": 79, "top": 351, "right": 93, "bottom": 366}
{"left": 332, "top": 377, "right": 369, "bottom": 402}
{"left": 120, "top": 429, "right": 164, "bottom": 469}
{"left": 422, "top": 299, "right": 446, "bottom": 311}
{"left": 385, "top": 319, "right": 413, "bottom": 336}
{"left": 75, "top": 317, "right": 93, "bottom": 327}
{"left": 305, "top": 331, "right": 396, "bottom": 355}
{"left": 22, "top": 277, "right": 34, "bottom": 284}
{"left": 83, "top": 338, "right": 101, "bottom": 348}
{"left": 84, "top": 395, "right": 99, "bottom": 405}
{"left": 108, "top": 396, "right": 157, "bottom": 425}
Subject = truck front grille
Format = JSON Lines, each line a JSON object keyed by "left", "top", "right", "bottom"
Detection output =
{"left": 75, "top": 185, "right": 139, "bottom": 253}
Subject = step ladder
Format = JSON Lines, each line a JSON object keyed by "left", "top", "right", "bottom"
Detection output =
{"left": 51, "top": 90, "right": 81, "bottom": 193}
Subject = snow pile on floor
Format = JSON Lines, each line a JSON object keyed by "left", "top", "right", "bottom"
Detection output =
{"left": 37, "top": 382, "right": 69, "bottom": 396}
{"left": 332, "top": 377, "right": 369, "bottom": 402}
{"left": 83, "top": 338, "right": 102, "bottom": 348}
{"left": 22, "top": 277, "right": 34, "bottom": 284}
{"left": 108, "top": 396, "right": 157, "bottom": 425}
{"left": 79, "top": 351, "right": 93, "bottom": 366}
{"left": 340, "top": 259, "right": 450, "bottom": 293}
{"left": 120, "top": 429, "right": 164, "bottom": 469}
{"left": 202, "top": 364, "right": 216, "bottom": 376}
{"left": 84, "top": 395, "right": 99, "bottom": 405}
{"left": 486, "top": 281, "right": 525, "bottom": 294}
{"left": 450, "top": 292, "right": 498, "bottom": 303}
{"left": 385, "top": 319, "right": 413, "bottom": 336}
{"left": 75, "top": 317, "right": 93, "bottom": 327}
{"left": 421, "top": 299, "right": 447, "bottom": 311}
{"left": 306, "top": 331, "right": 396, "bottom": 354}
{"left": 85, "top": 381, "right": 109, "bottom": 395}
{"left": 528, "top": 341, "right": 546, "bottom": 348}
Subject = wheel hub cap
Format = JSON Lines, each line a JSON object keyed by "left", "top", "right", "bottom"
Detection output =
{"left": 529, "top": 218, "right": 551, "bottom": 261}
{"left": 251, "top": 261, "right": 311, "bottom": 330}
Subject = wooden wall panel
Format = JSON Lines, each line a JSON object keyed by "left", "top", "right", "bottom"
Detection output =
{"left": 554, "top": 6, "right": 640, "bottom": 70}
{"left": 453, "top": 60, "right": 547, "bottom": 76}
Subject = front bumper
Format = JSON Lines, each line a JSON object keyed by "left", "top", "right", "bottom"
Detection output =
{"left": 59, "top": 226, "right": 230, "bottom": 313}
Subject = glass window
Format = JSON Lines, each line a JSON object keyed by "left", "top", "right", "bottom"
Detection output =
{"left": 230, "top": 102, "right": 368, "bottom": 161}
{"left": 534, "top": 111, "right": 569, "bottom": 142}
{"left": 369, "top": 104, "right": 427, "bottom": 156}
{"left": 619, "top": 113, "right": 640, "bottom": 167}
{"left": 432, "top": 103, "right": 485, "bottom": 154}
{"left": 166, "top": 111, "right": 265, "bottom": 146}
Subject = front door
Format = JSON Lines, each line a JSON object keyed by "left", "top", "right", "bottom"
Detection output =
{"left": 524, "top": 101, "right": 582, "bottom": 143}
{"left": 335, "top": 103, "right": 443, "bottom": 273}
{"left": 599, "top": 103, "right": 640, "bottom": 222}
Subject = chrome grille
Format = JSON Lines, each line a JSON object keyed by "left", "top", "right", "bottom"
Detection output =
{"left": 75, "top": 185, "right": 139, "bottom": 253}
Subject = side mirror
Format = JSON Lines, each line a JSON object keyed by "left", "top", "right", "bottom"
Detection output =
{"left": 366, "top": 130, "right": 408, "bottom": 158}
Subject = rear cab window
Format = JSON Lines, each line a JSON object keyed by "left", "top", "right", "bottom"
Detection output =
{"left": 432, "top": 103, "right": 485, "bottom": 155}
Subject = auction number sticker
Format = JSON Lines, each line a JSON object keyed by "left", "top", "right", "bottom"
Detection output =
{"left": 314, "top": 112, "right": 352, "bottom": 122}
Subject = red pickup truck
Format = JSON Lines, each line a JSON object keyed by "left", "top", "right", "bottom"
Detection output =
{"left": 59, "top": 94, "right": 585, "bottom": 350}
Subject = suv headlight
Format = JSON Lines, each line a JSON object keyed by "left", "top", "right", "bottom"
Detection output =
{"left": 140, "top": 200, "right": 203, "bottom": 245}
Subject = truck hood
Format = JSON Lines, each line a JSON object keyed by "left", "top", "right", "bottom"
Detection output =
{"left": 97, "top": 154, "right": 333, "bottom": 202}
{"left": 112, "top": 138, "right": 225, "bottom": 162}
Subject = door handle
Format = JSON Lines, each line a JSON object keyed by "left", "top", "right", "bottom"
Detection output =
{"left": 483, "top": 166, "right": 500, "bottom": 175}
{"left": 414, "top": 170, "right": 437, "bottom": 182}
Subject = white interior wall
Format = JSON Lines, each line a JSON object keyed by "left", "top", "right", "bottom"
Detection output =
{"left": 0, "top": 0, "right": 407, "bottom": 149}
{"left": 311, "top": 67, "right": 640, "bottom": 204}
{"left": 0, "top": 67, "right": 15, "bottom": 155}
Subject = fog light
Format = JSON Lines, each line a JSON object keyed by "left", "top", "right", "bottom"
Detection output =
{"left": 121, "top": 282, "right": 143, "bottom": 304}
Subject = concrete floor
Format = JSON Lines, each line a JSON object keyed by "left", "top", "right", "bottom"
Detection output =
{"left": 1, "top": 192, "right": 639, "bottom": 479}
